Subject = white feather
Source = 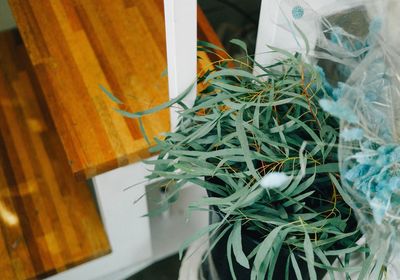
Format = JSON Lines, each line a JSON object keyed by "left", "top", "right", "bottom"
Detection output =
{"left": 260, "top": 172, "right": 291, "bottom": 189}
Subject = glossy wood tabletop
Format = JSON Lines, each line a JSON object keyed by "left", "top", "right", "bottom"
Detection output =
{"left": 0, "top": 30, "right": 110, "bottom": 280}
{"left": 8, "top": 0, "right": 223, "bottom": 180}
{"left": 8, "top": 0, "right": 171, "bottom": 179}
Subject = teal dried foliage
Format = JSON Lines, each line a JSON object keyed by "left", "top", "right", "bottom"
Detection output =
{"left": 318, "top": 16, "right": 398, "bottom": 225}
{"left": 344, "top": 144, "right": 400, "bottom": 224}
{"left": 316, "top": 15, "right": 400, "bottom": 277}
{"left": 341, "top": 128, "right": 364, "bottom": 141}
{"left": 319, "top": 99, "right": 358, "bottom": 124}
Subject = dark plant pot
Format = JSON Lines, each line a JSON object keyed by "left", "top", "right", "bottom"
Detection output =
{"left": 202, "top": 177, "right": 330, "bottom": 280}
{"left": 201, "top": 206, "right": 331, "bottom": 280}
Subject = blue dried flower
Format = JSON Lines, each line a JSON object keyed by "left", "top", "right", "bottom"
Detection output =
{"left": 314, "top": 66, "right": 333, "bottom": 96}
{"left": 341, "top": 128, "right": 364, "bottom": 141}
{"left": 389, "top": 147, "right": 400, "bottom": 163}
{"left": 388, "top": 177, "right": 400, "bottom": 192}
{"left": 331, "top": 82, "right": 346, "bottom": 100}
{"left": 345, "top": 164, "right": 370, "bottom": 182}
{"left": 343, "top": 142, "right": 400, "bottom": 224}
{"left": 371, "top": 197, "right": 387, "bottom": 225}
{"left": 292, "top": 6, "right": 304, "bottom": 20}
{"left": 316, "top": 19, "right": 400, "bottom": 226}
{"left": 319, "top": 99, "right": 358, "bottom": 124}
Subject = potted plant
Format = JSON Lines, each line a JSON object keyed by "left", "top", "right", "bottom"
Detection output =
{"left": 103, "top": 40, "right": 373, "bottom": 279}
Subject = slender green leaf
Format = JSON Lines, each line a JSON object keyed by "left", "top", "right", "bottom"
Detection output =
{"left": 114, "top": 82, "right": 195, "bottom": 118}
{"left": 304, "top": 230, "right": 317, "bottom": 280}
{"left": 230, "top": 39, "right": 248, "bottom": 54}
{"left": 290, "top": 252, "right": 304, "bottom": 280}
{"left": 99, "top": 84, "right": 123, "bottom": 104}
{"left": 205, "top": 69, "right": 261, "bottom": 82}
{"left": 236, "top": 107, "right": 260, "bottom": 180}
{"left": 179, "top": 223, "right": 220, "bottom": 259}
{"left": 227, "top": 228, "right": 238, "bottom": 280}
{"left": 231, "top": 221, "right": 250, "bottom": 269}
{"left": 138, "top": 117, "right": 150, "bottom": 145}
{"left": 252, "top": 226, "right": 284, "bottom": 279}
{"left": 210, "top": 80, "right": 254, "bottom": 93}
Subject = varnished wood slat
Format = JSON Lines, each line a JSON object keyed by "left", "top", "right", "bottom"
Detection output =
{"left": 8, "top": 0, "right": 170, "bottom": 179}
{"left": 8, "top": 0, "right": 223, "bottom": 179}
{"left": 0, "top": 30, "right": 110, "bottom": 280}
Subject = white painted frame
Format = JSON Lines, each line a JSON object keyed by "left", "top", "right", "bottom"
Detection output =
{"left": 164, "top": 0, "right": 197, "bottom": 129}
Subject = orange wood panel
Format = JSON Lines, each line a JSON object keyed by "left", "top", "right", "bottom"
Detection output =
{"left": 8, "top": 0, "right": 224, "bottom": 179}
{"left": 8, "top": 0, "right": 171, "bottom": 179}
{"left": 0, "top": 30, "right": 110, "bottom": 280}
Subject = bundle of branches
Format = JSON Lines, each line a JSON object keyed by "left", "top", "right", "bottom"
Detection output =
{"left": 104, "top": 40, "right": 374, "bottom": 279}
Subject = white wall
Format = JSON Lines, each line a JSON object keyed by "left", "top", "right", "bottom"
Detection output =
{"left": 0, "top": 0, "right": 16, "bottom": 31}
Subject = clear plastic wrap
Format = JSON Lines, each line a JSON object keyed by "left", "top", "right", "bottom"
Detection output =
{"left": 267, "top": 0, "right": 400, "bottom": 276}
{"left": 333, "top": 11, "right": 400, "bottom": 275}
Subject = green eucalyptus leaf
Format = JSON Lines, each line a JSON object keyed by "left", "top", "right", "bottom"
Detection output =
{"left": 179, "top": 222, "right": 220, "bottom": 259}
{"left": 114, "top": 82, "right": 195, "bottom": 118}
{"left": 100, "top": 84, "right": 123, "bottom": 104}
{"left": 230, "top": 38, "right": 248, "bottom": 54}
{"left": 290, "top": 252, "right": 304, "bottom": 280}
{"left": 314, "top": 248, "right": 335, "bottom": 280}
{"left": 304, "top": 230, "right": 317, "bottom": 280}
{"left": 210, "top": 80, "right": 254, "bottom": 93}
{"left": 231, "top": 221, "right": 250, "bottom": 269}
{"left": 236, "top": 107, "right": 260, "bottom": 180}
{"left": 205, "top": 69, "right": 261, "bottom": 83}
{"left": 252, "top": 225, "right": 284, "bottom": 279}
{"left": 227, "top": 228, "right": 238, "bottom": 280}
{"left": 203, "top": 224, "right": 233, "bottom": 262}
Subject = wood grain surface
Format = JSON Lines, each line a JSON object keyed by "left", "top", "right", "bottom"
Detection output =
{"left": 7, "top": 0, "right": 224, "bottom": 180}
{"left": 8, "top": 0, "right": 222, "bottom": 180}
{"left": 8, "top": 0, "right": 170, "bottom": 179}
{"left": 0, "top": 29, "right": 111, "bottom": 280}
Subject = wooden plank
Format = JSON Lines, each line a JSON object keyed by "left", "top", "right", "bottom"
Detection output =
{"left": 8, "top": 0, "right": 223, "bottom": 179}
{"left": 8, "top": 0, "right": 170, "bottom": 179}
{"left": 0, "top": 30, "right": 110, "bottom": 280}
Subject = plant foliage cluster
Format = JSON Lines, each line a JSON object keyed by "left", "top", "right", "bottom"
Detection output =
{"left": 147, "top": 41, "right": 368, "bottom": 280}
{"left": 103, "top": 40, "right": 376, "bottom": 279}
